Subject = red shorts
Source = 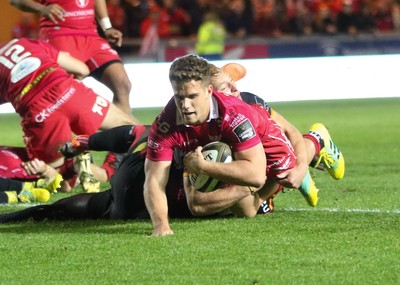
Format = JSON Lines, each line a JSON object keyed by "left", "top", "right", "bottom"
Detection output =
{"left": 46, "top": 35, "right": 121, "bottom": 72}
{"left": 21, "top": 78, "right": 110, "bottom": 163}
{"left": 0, "top": 147, "right": 37, "bottom": 180}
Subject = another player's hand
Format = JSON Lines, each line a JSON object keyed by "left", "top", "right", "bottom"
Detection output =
{"left": 22, "top": 158, "right": 47, "bottom": 176}
{"left": 104, "top": 28, "right": 123, "bottom": 47}
{"left": 40, "top": 4, "right": 65, "bottom": 24}
{"left": 276, "top": 165, "right": 308, "bottom": 189}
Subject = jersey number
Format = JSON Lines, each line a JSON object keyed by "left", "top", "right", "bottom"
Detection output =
{"left": 0, "top": 39, "right": 41, "bottom": 83}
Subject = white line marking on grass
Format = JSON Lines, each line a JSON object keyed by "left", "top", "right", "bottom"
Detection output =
{"left": 280, "top": 207, "right": 400, "bottom": 214}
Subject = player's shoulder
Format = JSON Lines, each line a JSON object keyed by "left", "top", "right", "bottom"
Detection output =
{"left": 240, "top": 92, "right": 271, "bottom": 114}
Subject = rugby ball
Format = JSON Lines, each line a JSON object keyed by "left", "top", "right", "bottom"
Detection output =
{"left": 189, "top": 141, "right": 233, "bottom": 192}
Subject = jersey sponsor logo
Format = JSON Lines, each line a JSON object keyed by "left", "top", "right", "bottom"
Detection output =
{"left": 17, "top": 67, "right": 55, "bottom": 102}
{"left": 76, "top": 0, "right": 89, "bottom": 8}
{"left": 157, "top": 121, "right": 171, "bottom": 134}
{"left": 64, "top": 9, "right": 94, "bottom": 17}
{"left": 270, "top": 156, "right": 292, "bottom": 171}
{"left": 35, "top": 87, "right": 75, "bottom": 123}
{"left": 233, "top": 119, "right": 256, "bottom": 142}
{"left": 147, "top": 138, "right": 160, "bottom": 150}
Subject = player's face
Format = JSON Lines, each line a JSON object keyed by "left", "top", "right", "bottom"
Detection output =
{"left": 172, "top": 79, "right": 212, "bottom": 126}
{"left": 213, "top": 73, "right": 240, "bottom": 97}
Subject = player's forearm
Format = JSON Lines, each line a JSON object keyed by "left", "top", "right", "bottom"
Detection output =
{"left": 200, "top": 159, "right": 266, "bottom": 188}
{"left": 10, "top": 0, "right": 43, "bottom": 13}
{"left": 94, "top": 0, "right": 109, "bottom": 20}
{"left": 285, "top": 124, "right": 308, "bottom": 169}
{"left": 143, "top": 182, "right": 170, "bottom": 234}
{"left": 186, "top": 183, "right": 252, "bottom": 216}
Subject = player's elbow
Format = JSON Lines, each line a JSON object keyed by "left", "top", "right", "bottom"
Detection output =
{"left": 187, "top": 203, "right": 210, "bottom": 217}
{"left": 249, "top": 174, "right": 266, "bottom": 189}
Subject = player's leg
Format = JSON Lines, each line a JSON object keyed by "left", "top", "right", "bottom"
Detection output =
{"left": 304, "top": 123, "right": 345, "bottom": 179}
{"left": 0, "top": 191, "right": 112, "bottom": 223}
{"left": 230, "top": 180, "right": 281, "bottom": 217}
{"left": 100, "top": 62, "right": 138, "bottom": 121}
{"left": 109, "top": 142, "right": 148, "bottom": 219}
{"left": 0, "top": 178, "right": 50, "bottom": 204}
{"left": 98, "top": 103, "right": 137, "bottom": 130}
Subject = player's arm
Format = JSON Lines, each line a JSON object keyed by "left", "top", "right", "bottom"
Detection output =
{"left": 143, "top": 159, "right": 174, "bottom": 237}
{"left": 57, "top": 51, "right": 90, "bottom": 80}
{"left": 184, "top": 143, "right": 266, "bottom": 188}
{"left": 272, "top": 110, "right": 308, "bottom": 188}
{"left": 94, "top": 0, "right": 122, "bottom": 47}
{"left": 183, "top": 175, "right": 253, "bottom": 216}
{"left": 10, "top": 0, "right": 65, "bottom": 24}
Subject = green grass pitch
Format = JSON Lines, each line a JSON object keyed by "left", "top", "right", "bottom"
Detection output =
{"left": 0, "top": 98, "right": 399, "bottom": 285}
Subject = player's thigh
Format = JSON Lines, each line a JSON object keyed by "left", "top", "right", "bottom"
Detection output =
{"left": 100, "top": 103, "right": 136, "bottom": 129}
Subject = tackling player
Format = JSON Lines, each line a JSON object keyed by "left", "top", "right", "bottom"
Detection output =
{"left": 210, "top": 63, "right": 345, "bottom": 207}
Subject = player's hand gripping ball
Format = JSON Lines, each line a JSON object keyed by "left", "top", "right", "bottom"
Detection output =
{"left": 189, "top": 142, "right": 233, "bottom": 192}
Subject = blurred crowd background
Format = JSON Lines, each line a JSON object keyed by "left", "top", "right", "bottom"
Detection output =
{"left": 11, "top": 0, "right": 400, "bottom": 39}
{"left": 4, "top": 0, "right": 400, "bottom": 61}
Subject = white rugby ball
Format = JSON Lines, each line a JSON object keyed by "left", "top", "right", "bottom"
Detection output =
{"left": 189, "top": 141, "right": 233, "bottom": 192}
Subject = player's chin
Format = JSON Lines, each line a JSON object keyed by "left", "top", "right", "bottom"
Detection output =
{"left": 182, "top": 113, "right": 198, "bottom": 124}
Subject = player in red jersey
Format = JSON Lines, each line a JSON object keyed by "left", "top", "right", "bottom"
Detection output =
{"left": 0, "top": 38, "right": 135, "bottom": 180}
{"left": 143, "top": 54, "right": 305, "bottom": 236}
{"left": 10, "top": 0, "right": 138, "bottom": 120}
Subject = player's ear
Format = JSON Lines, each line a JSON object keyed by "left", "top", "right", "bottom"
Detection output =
{"left": 206, "top": 84, "right": 213, "bottom": 98}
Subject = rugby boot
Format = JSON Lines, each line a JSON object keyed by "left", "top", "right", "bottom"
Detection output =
{"left": 75, "top": 152, "right": 100, "bottom": 193}
{"left": 23, "top": 173, "right": 63, "bottom": 193}
{"left": 18, "top": 188, "right": 51, "bottom": 203}
{"left": 309, "top": 123, "right": 345, "bottom": 180}
{"left": 60, "top": 135, "right": 90, "bottom": 158}
{"left": 298, "top": 169, "right": 319, "bottom": 207}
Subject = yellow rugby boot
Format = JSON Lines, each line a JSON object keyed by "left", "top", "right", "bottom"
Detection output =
{"left": 18, "top": 188, "right": 50, "bottom": 203}
{"left": 34, "top": 173, "right": 63, "bottom": 193}
{"left": 309, "top": 123, "right": 345, "bottom": 180}
{"left": 298, "top": 169, "right": 319, "bottom": 207}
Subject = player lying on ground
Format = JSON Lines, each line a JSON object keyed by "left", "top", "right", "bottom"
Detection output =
{"left": 0, "top": 151, "right": 63, "bottom": 203}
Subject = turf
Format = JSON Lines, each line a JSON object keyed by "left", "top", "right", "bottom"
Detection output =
{"left": 0, "top": 98, "right": 399, "bottom": 285}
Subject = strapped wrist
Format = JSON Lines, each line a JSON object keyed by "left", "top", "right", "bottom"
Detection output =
{"left": 99, "top": 17, "right": 112, "bottom": 32}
